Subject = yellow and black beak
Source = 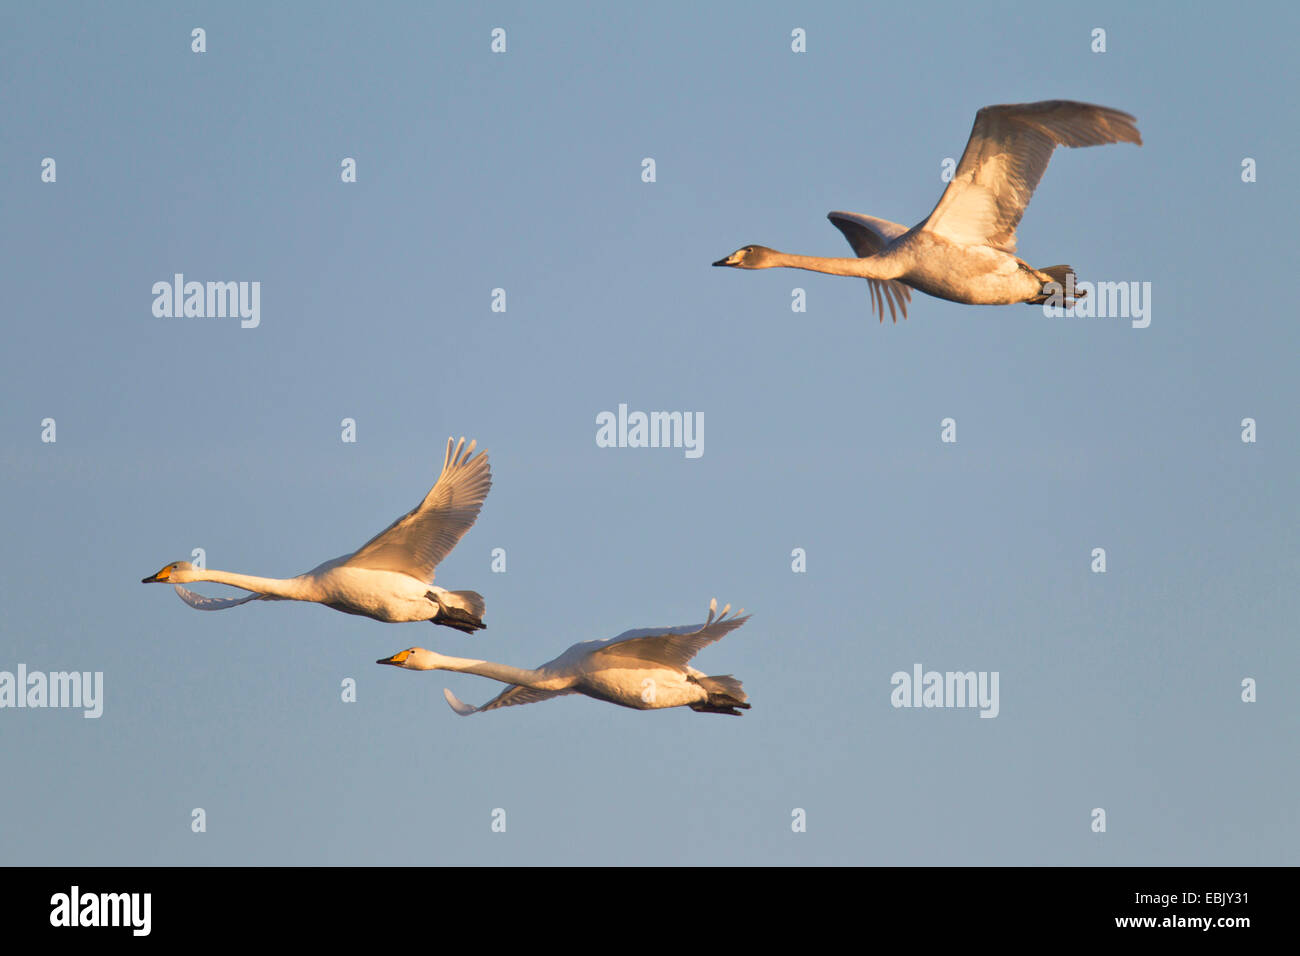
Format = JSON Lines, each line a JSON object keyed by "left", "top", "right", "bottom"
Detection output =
{"left": 141, "top": 567, "right": 171, "bottom": 584}
{"left": 712, "top": 254, "right": 735, "bottom": 267}
{"left": 376, "top": 650, "right": 412, "bottom": 667}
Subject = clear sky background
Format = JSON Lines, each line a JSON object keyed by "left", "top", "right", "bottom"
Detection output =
{"left": 2, "top": 2, "right": 1296, "bottom": 865}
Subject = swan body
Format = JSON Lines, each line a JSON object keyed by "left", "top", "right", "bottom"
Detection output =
{"left": 713, "top": 100, "right": 1142, "bottom": 321}
{"left": 377, "top": 599, "right": 752, "bottom": 715}
{"left": 142, "top": 437, "right": 491, "bottom": 633}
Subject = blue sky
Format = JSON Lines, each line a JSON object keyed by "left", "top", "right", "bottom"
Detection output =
{"left": 1, "top": 1, "right": 1296, "bottom": 864}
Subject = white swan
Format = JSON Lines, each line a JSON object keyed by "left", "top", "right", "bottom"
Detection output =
{"left": 713, "top": 100, "right": 1142, "bottom": 321}
{"left": 377, "top": 599, "right": 752, "bottom": 715}
{"left": 142, "top": 437, "right": 491, "bottom": 633}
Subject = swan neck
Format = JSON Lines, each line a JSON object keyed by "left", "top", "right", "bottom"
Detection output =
{"left": 428, "top": 655, "right": 543, "bottom": 687}
{"left": 191, "top": 569, "right": 307, "bottom": 599}
{"left": 768, "top": 250, "right": 900, "bottom": 280}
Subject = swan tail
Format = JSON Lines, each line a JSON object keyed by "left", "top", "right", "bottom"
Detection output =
{"left": 1029, "top": 265, "right": 1087, "bottom": 303}
{"left": 426, "top": 589, "right": 486, "bottom": 634}
{"left": 447, "top": 589, "right": 486, "bottom": 619}
{"left": 688, "top": 674, "right": 751, "bottom": 716}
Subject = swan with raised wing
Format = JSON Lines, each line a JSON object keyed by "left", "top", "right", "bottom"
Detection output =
{"left": 141, "top": 437, "right": 491, "bottom": 633}
{"left": 713, "top": 100, "right": 1142, "bottom": 321}
{"left": 377, "top": 599, "right": 752, "bottom": 714}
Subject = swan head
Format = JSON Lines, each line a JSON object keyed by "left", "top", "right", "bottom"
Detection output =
{"left": 376, "top": 648, "right": 438, "bottom": 670}
{"left": 141, "top": 560, "right": 196, "bottom": 584}
{"left": 713, "top": 245, "right": 778, "bottom": 269}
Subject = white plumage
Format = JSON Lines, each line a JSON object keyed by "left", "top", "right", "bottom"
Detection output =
{"left": 378, "top": 599, "right": 753, "bottom": 715}
{"left": 714, "top": 100, "right": 1142, "bottom": 321}
{"left": 142, "top": 437, "right": 491, "bottom": 633}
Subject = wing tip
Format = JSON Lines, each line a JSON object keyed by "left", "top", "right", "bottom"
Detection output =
{"left": 705, "top": 598, "right": 750, "bottom": 628}
{"left": 172, "top": 582, "right": 258, "bottom": 610}
{"left": 443, "top": 435, "right": 489, "bottom": 472}
{"left": 443, "top": 687, "right": 478, "bottom": 716}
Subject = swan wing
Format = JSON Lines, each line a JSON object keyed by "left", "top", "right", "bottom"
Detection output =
{"left": 921, "top": 101, "right": 1141, "bottom": 254}
{"left": 344, "top": 437, "right": 491, "bottom": 582}
{"left": 827, "top": 212, "right": 913, "bottom": 322}
{"left": 592, "top": 599, "right": 750, "bottom": 670}
{"left": 827, "top": 211, "right": 909, "bottom": 256}
{"left": 443, "top": 685, "right": 575, "bottom": 716}
{"left": 172, "top": 584, "right": 275, "bottom": 610}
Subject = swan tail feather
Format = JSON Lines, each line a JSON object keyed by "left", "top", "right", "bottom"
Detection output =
{"left": 426, "top": 590, "right": 486, "bottom": 633}
{"left": 1029, "top": 265, "right": 1087, "bottom": 303}
{"left": 447, "top": 589, "right": 485, "bottom": 619}
{"left": 688, "top": 674, "right": 751, "bottom": 716}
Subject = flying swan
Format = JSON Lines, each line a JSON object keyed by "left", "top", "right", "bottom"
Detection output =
{"left": 377, "top": 599, "right": 752, "bottom": 715}
{"left": 713, "top": 100, "right": 1142, "bottom": 321}
{"left": 142, "top": 437, "right": 491, "bottom": 633}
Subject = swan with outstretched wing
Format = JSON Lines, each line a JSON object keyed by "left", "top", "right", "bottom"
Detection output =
{"left": 378, "top": 599, "right": 753, "bottom": 715}
{"left": 142, "top": 437, "right": 491, "bottom": 633}
{"left": 714, "top": 100, "right": 1142, "bottom": 321}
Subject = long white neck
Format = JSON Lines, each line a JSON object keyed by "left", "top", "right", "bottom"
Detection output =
{"left": 176, "top": 568, "right": 314, "bottom": 600}
{"left": 416, "top": 653, "right": 557, "bottom": 689}
{"left": 764, "top": 250, "right": 904, "bottom": 280}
